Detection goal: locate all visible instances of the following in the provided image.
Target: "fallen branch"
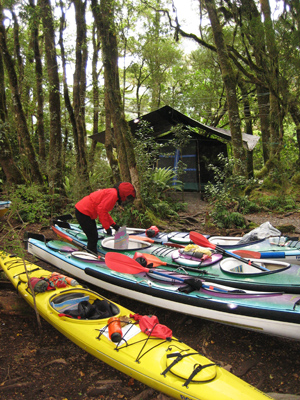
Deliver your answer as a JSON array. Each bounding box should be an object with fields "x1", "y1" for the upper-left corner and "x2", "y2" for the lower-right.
[
  {"x1": 0, "y1": 381, "x2": 33, "y2": 391},
  {"x1": 130, "y1": 388, "x2": 156, "y2": 400}
]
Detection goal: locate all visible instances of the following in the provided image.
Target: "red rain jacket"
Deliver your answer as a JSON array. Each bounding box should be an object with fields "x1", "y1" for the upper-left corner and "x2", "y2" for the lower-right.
[{"x1": 75, "y1": 188, "x2": 118, "y2": 230}]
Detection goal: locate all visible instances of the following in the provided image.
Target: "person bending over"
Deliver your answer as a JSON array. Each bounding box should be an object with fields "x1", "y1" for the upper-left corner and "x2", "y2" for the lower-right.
[{"x1": 75, "y1": 182, "x2": 136, "y2": 254}]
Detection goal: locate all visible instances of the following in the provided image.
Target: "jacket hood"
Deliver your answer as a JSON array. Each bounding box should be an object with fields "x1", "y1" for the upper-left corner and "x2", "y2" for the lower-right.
[{"x1": 118, "y1": 182, "x2": 136, "y2": 202}]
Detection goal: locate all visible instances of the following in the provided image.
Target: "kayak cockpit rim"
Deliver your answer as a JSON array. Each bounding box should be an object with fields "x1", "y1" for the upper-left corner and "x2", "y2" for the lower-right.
[
  {"x1": 101, "y1": 237, "x2": 152, "y2": 251},
  {"x1": 48, "y1": 288, "x2": 120, "y2": 320},
  {"x1": 220, "y1": 258, "x2": 291, "y2": 276}
]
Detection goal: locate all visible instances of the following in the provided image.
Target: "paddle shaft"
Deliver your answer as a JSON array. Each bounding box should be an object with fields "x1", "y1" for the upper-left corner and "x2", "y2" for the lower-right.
[
  {"x1": 214, "y1": 245, "x2": 268, "y2": 271},
  {"x1": 190, "y1": 232, "x2": 269, "y2": 272}
]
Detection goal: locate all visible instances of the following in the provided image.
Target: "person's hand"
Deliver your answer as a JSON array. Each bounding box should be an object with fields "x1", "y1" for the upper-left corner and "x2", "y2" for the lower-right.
[
  {"x1": 112, "y1": 223, "x2": 120, "y2": 232},
  {"x1": 106, "y1": 228, "x2": 112, "y2": 236}
]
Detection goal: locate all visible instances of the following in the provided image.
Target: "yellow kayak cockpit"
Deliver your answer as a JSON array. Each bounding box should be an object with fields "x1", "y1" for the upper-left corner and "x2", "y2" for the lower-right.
[{"x1": 49, "y1": 289, "x2": 120, "y2": 320}]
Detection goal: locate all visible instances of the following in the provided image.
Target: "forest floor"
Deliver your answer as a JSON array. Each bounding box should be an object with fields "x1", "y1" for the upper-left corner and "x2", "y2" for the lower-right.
[{"x1": 1, "y1": 194, "x2": 300, "y2": 400}]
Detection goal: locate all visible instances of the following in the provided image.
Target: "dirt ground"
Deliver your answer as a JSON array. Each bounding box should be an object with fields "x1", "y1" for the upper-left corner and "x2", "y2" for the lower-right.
[{"x1": 1, "y1": 195, "x2": 300, "y2": 400}]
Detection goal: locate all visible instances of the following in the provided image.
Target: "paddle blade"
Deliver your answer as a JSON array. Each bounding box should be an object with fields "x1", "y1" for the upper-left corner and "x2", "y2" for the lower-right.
[
  {"x1": 233, "y1": 250, "x2": 262, "y2": 259},
  {"x1": 105, "y1": 252, "x2": 149, "y2": 274},
  {"x1": 190, "y1": 232, "x2": 216, "y2": 250}
]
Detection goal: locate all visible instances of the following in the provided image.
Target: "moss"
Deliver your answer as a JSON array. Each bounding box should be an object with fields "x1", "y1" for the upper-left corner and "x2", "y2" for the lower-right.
[{"x1": 277, "y1": 224, "x2": 296, "y2": 233}]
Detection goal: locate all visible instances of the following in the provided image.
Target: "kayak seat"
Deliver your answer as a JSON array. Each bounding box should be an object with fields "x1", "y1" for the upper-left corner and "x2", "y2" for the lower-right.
[
  {"x1": 51, "y1": 293, "x2": 90, "y2": 313},
  {"x1": 230, "y1": 265, "x2": 243, "y2": 273},
  {"x1": 51, "y1": 293, "x2": 120, "y2": 320}
]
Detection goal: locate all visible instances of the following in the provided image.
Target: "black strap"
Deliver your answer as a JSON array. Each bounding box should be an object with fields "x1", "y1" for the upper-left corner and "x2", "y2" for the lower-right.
[
  {"x1": 14, "y1": 268, "x2": 40, "y2": 277},
  {"x1": 183, "y1": 363, "x2": 216, "y2": 387},
  {"x1": 293, "y1": 299, "x2": 300, "y2": 310},
  {"x1": 161, "y1": 352, "x2": 199, "y2": 376}
]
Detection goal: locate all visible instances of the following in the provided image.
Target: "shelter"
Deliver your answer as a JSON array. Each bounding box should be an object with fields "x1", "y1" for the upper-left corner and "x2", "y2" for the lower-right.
[{"x1": 90, "y1": 105, "x2": 259, "y2": 192}]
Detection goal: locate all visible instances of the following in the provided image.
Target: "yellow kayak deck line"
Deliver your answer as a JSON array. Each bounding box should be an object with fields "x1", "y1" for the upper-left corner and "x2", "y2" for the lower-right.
[{"x1": 0, "y1": 251, "x2": 274, "y2": 400}]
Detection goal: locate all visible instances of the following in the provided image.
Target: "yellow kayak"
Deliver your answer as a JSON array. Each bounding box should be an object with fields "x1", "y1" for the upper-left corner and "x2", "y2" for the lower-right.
[{"x1": 0, "y1": 251, "x2": 273, "y2": 400}]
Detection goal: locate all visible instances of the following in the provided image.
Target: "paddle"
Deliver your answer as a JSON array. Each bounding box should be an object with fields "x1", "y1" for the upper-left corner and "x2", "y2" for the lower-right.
[
  {"x1": 105, "y1": 252, "x2": 229, "y2": 293},
  {"x1": 189, "y1": 232, "x2": 269, "y2": 272},
  {"x1": 51, "y1": 225, "x2": 105, "y2": 260}
]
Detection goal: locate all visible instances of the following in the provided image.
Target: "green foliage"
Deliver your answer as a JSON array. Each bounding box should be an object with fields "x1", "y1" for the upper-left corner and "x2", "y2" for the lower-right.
[
  {"x1": 204, "y1": 155, "x2": 259, "y2": 228},
  {"x1": 63, "y1": 148, "x2": 113, "y2": 208},
  {"x1": 204, "y1": 154, "x2": 257, "y2": 205},
  {"x1": 211, "y1": 207, "x2": 247, "y2": 229},
  {"x1": 6, "y1": 184, "x2": 60, "y2": 224},
  {"x1": 111, "y1": 203, "x2": 151, "y2": 228},
  {"x1": 250, "y1": 194, "x2": 296, "y2": 213},
  {"x1": 152, "y1": 167, "x2": 183, "y2": 193},
  {"x1": 237, "y1": 196, "x2": 261, "y2": 214},
  {"x1": 204, "y1": 153, "x2": 299, "y2": 229},
  {"x1": 291, "y1": 172, "x2": 300, "y2": 185},
  {"x1": 132, "y1": 121, "x2": 185, "y2": 222}
]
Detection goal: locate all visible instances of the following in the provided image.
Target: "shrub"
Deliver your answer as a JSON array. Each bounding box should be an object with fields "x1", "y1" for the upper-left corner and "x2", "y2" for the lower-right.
[{"x1": 6, "y1": 184, "x2": 60, "y2": 224}]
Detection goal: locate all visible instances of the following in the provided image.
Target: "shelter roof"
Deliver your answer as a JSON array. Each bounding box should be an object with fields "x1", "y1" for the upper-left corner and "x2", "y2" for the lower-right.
[{"x1": 89, "y1": 105, "x2": 260, "y2": 151}]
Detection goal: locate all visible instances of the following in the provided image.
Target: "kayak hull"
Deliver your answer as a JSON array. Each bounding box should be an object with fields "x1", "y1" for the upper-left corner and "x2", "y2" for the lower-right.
[
  {"x1": 0, "y1": 251, "x2": 273, "y2": 400},
  {"x1": 27, "y1": 238, "x2": 300, "y2": 341},
  {"x1": 50, "y1": 224, "x2": 300, "y2": 294},
  {"x1": 0, "y1": 200, "x2": 11, "y2": 218}
]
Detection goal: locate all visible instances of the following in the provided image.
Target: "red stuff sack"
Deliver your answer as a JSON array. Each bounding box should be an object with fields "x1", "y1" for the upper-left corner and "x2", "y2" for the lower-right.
[
  {"x1": 29, "y1": 277, "x2": 55, "y2": 293},
  {"x1": 131, "y1": 314, "x2": 172, "y2": 339}
]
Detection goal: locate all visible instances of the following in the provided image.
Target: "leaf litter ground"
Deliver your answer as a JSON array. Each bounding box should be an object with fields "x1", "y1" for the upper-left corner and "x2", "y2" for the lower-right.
[{"x1": 1, "y1": 196, "x2": 300, "y2": 400}]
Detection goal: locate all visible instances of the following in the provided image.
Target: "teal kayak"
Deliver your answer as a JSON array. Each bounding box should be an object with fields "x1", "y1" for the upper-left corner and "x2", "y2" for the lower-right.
[
  {"x1": 208, "y1": 235, "x2": 300, "y2": 264},
  {"x1": 26, "y1": 233, "x2": 300, "y2": 341},
  {"x1": 49, "y1": 225, "x2": 300, "y2": 294}
]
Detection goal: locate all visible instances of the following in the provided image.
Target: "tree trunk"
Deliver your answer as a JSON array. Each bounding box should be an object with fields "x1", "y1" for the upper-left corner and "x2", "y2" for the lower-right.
[
  {"x1": 238, "y1": 79, "x2": 254, "y2": 178},
  {"x1": 224, "y1": 0, "x2": 273, "y2": 165},
  {"x1": 92, "y1": 0, "x2": 141, "y2": 198},
  {"x1": 240, "y1": 0, "x2": 271, "y2": 165},
  {"x1": 29, "y1": 0, "x2": 46, "y2": 162},
  {"x1": 73, "y1": 0, "x2": 89, "y2": 182},
  {"x1": 104, "y1": 90, "x2": 121, "y2": 182},
  {"x1": 73, "y1": 0, "x2": 89, "y2": 179},
  {"x1": 256, "y1": 84, "x2": 270, "y2": 163},
  {"x1": 289, "y1": 101, "x2": 300, "y2": 170},
  {"x1": 39, "y1": 0, "x2": 65, "y2": 197},
  {"x1": 259, "y1": 0, "x2": 282, "y2": 164},
  {"x1": 89, "y1": 22, "x2": 100, "y2": 170},
  {"x1": 204, "y1": 0, "x2": 246, "y2": 176},
  {"x1": 59, "y1": 0, "x2": 78, "y2": 167},
  {"x1": 0, "y1": 48, "x2": 24, "y2": 184},
  {"x1": 0, "y1": 5, "x2": 43, "y2": 185}
]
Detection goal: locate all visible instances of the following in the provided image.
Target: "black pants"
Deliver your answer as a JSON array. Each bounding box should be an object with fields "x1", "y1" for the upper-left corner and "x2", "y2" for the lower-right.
[{"x1": 75, "y1": 208, "x2": 98, "y2": 254}]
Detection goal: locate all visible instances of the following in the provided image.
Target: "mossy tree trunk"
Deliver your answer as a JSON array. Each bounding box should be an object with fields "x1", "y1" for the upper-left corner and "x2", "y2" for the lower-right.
[
  {"x1": 92, "y1": 0, "x2": 141, "y2": 199},
  {"x1": 204, "y1": 0, "x2": 246, "y2": 176},
  {"x1": 0, "y1": 5, "x2": 43, "y2": 185},
  {"x1": 0, "y1": 45, "x2": 24, "y2": 184},
  {"x1": 39, "y1": 0, "x2": 65, "y2": 197}
]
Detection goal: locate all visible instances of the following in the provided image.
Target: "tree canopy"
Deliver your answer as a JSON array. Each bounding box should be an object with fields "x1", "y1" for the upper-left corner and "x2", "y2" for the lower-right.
[{"x1": 0, "y1": 0, "x2": 299, "y2": 214}]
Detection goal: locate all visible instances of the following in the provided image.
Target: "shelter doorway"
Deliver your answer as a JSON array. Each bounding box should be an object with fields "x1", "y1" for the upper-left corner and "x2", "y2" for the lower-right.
[{"x1": 157, "y1": 137, "x2": 227, "y2": 192}]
